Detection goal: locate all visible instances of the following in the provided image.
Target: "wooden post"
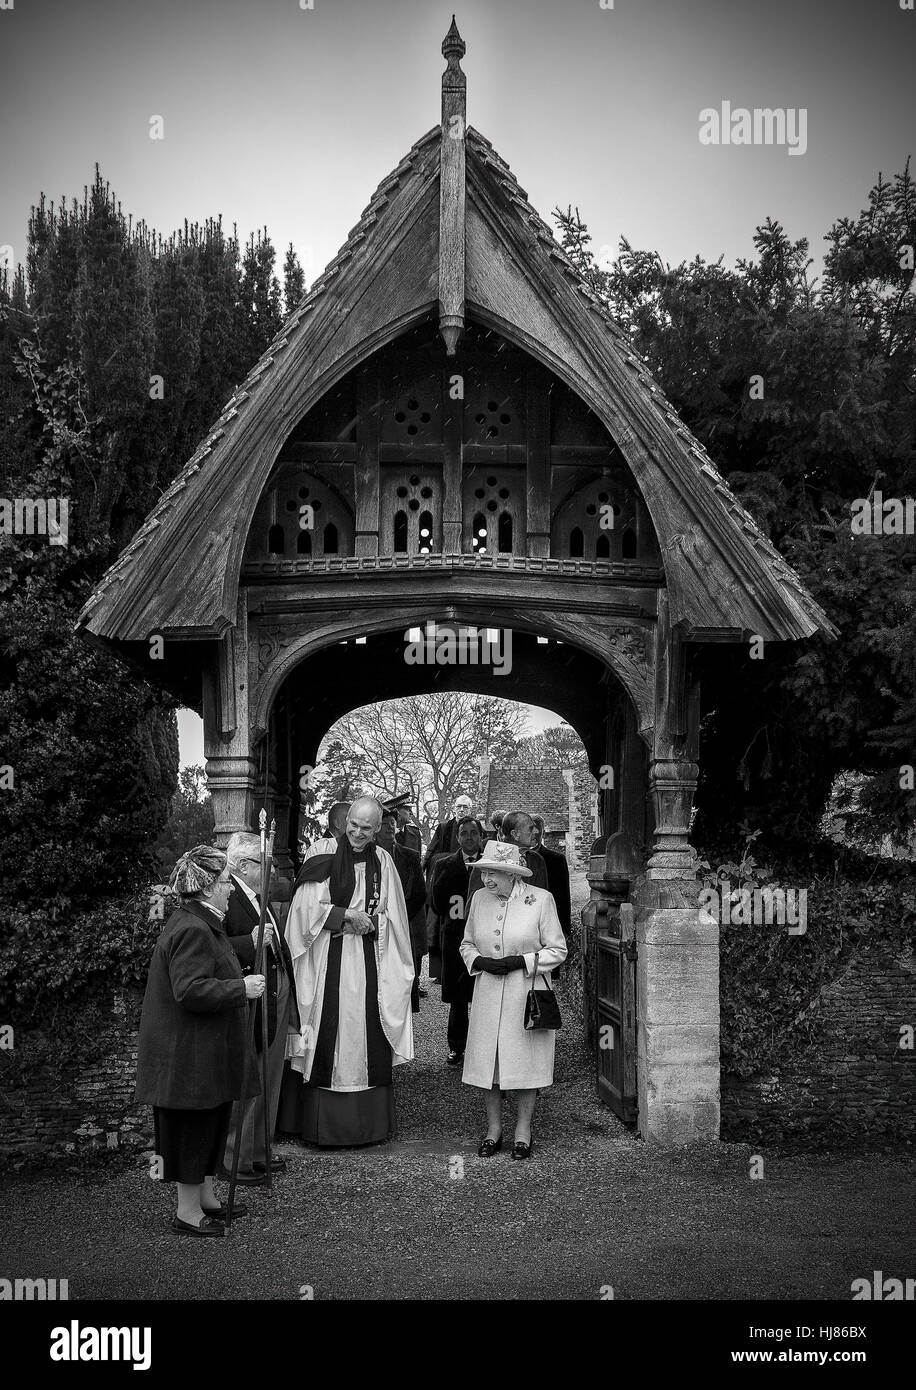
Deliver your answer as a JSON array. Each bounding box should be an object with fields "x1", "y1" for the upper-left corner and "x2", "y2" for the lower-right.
[
  {"x1": 203, "y1": 595, "x2": 257, "y2": 845},
  {"x1": 441, "y1": 367, "x2": 463, "y2": 555},
  {"x1": 438, "y1": 18, "x2": 466, "y2": 357},
  {"x1": 355, "y1": 367, "x2": 380, "y2": 557},
  {"x1": 634, "y1": 591, "x2": 718, "y2": 1144},
  {"x1": 525, "y1": 364, "x2": 551, "y2": 558}
]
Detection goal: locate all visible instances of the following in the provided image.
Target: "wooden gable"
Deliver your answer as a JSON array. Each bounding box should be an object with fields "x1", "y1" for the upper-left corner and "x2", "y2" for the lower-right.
[{"x1": 79, "y1": 28, "x2": 834, "y2": 649}]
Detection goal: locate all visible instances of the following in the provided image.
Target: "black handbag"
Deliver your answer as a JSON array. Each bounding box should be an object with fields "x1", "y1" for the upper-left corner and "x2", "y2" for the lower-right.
[{"x1": 523, "y1": 951, "x2": 563, "y2": 1031}]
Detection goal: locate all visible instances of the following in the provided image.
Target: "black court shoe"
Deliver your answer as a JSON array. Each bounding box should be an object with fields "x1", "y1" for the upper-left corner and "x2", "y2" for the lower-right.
[
  {"x1": 201, "y1": 1203, "x2": 248, "y2": 1220},
  {"x1": 218, "y1": 1167, "x2": 266, "y2": 1185},
  {"x1": 477, "y1": 1134, "x2": 503, "y2": 1157},
  {"x1": 171, "y1": 1216, "x2": 225, "y2": 1237},
  {"x1": 253, "y1": 1157, "x2": 286, "y2": 1174},
  {"x1": 446, "y1": 1050, "x2": 463, "y2": 1066},
  {"x1": 511, "y1": 1137, "x2": 534, "y2": 1160}
]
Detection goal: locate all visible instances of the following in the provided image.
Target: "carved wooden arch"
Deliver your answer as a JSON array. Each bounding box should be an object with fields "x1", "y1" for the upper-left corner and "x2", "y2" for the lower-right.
[
  {"x1": 247, "y1": 467, "x2": 356, "y2": 561},
  {"x1": 249, "y1": 603, "x2": 654, "y2": 744},
  {"x1": 220, "y1": 304, "x2": 438, "y2": 617},
  {"x1": 230, "y1": 307, "x2": 685, "y2": 634}
]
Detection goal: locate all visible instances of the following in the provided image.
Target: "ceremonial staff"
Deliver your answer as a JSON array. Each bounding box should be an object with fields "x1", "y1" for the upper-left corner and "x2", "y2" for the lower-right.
[{"x1": 225, "y1": 808, "x2": 276, "y2": 1229}]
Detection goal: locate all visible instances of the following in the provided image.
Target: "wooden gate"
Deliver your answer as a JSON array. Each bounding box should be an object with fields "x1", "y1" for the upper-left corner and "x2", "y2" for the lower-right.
[{"x1": 583, "y1": 884, "x2": 637, "y2": 1124}]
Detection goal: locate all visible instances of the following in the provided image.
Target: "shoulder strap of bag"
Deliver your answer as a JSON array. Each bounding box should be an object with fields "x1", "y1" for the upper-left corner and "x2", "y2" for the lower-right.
[{"x1": 530, "y1": 949, "x2": 553, "y2": 992}]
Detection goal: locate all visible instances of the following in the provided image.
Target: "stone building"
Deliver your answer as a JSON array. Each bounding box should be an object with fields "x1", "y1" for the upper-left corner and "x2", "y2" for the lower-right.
[{"x1": 476, "y1": 756, "x2": 597, "y2": 867}]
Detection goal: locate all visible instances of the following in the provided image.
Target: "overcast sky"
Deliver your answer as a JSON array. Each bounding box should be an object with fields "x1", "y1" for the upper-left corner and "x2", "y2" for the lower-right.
[
  {"x1": 3, "y1": 0, "x2": 913, "y2": 765},
  {"x1": 3, "y1": 0, "x2": 913, "y2": 287}
]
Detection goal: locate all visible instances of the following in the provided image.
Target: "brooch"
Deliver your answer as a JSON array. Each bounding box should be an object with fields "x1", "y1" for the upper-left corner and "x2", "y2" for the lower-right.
[{"x1": 524, "y1": 893, "x2": 535, "y2": 905}]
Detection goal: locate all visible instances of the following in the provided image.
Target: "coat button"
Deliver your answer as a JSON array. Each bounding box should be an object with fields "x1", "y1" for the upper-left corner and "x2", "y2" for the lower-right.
[{"x1": 494, "y1": 930, "x2": 501, "y2": 936}]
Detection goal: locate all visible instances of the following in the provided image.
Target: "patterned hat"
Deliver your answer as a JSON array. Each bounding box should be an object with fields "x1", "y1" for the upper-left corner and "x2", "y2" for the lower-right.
[
  {"x1": 475, "y1": 840, "x2": 532, "y2": 878},
  {"x1": 168, "y1": 844, "x2": 227, "y2": 897}
]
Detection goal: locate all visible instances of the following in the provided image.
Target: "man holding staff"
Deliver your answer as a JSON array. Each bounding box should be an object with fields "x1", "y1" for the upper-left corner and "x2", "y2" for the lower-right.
[{"x1": 223, "y1": 831, "x2": 299, "y2": 1184}]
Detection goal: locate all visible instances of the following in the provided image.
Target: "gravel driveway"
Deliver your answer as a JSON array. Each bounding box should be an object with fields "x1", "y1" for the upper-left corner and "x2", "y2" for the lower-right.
[{"x1": 1, "y1": 950, "x2": 913, "y2": 1301}]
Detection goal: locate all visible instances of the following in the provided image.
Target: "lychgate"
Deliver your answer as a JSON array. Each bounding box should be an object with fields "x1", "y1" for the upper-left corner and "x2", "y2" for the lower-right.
[{"x1": 79, "y1": 21, "x2": 833, "y2": 1145}]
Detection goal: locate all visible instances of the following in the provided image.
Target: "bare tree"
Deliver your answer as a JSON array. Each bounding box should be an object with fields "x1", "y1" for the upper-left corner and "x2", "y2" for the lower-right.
[
  {"x1": 320, "y1": 692, "x2": 529, "y2": 846},
  {"x1": 507, "y1": 724, "x2": 588, "y2": 770}
]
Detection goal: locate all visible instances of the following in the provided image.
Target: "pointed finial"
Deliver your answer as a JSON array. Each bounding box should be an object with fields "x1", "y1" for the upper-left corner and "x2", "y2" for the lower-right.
[
  {"x1": 442, "y1": 15, "x2": 465, "y2": 61},
  {"x1": 439, "y1": 16, "x2": 466, "y2": 357},
  {"x1": 442, "y1": 16, "x2": 466, "y2": 126}
]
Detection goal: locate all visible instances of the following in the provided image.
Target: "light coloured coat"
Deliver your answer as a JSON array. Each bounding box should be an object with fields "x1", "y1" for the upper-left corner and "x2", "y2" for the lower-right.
[{"x1": 459, "y1": 879, "x2": 567, "y2": 1090}]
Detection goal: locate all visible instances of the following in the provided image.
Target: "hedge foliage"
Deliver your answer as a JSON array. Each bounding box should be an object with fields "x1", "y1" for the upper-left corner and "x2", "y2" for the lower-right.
[{"x1": 703, "y1": 835, "x2": 916, "y2": 1077}]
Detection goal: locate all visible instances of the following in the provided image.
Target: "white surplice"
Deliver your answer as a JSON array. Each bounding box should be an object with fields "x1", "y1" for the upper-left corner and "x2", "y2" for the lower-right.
[{"x1": 285, "y1": 838, "x2": 414, "y2": 1089}]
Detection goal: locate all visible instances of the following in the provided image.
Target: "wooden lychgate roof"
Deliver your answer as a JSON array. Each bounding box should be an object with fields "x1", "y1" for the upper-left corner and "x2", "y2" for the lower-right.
[{"x1": 79, "y1": 20, "x2": 834, "y2": 648}]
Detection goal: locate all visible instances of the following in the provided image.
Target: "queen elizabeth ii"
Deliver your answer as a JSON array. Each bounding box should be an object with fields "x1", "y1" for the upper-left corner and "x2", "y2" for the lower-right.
[{"x1": 459, "y1": 840, "x2": 567, "y2": 1160}]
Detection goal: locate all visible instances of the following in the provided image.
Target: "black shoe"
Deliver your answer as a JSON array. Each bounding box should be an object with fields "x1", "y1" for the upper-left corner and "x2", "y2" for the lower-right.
[
  {"x1": 253, "y1": 1157, "x2": 286, "y2": 1174},
  {"x1": 202, "y1": 1203, "x2": 248, "y2": 1220},
  {"x1": 171, "y1": 1216, "x2": 225, "y2": 1237},
  {"x1": 477, "y1": 1134, "x2": 503, "y2": 1157},
  {"x1": 511, "y1": 1137, "x2": 534, "y2": 1160},
  {"x1": 218, "y1": 1168, "x2": 266, "y2": 1186},
  {"x1": 446, "y1": 1050, "x2": 464, "y2": 1066}
]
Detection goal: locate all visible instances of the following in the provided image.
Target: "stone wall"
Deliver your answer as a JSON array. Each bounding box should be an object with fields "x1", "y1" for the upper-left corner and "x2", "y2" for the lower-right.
[
  {"x1": 721, "y1": 945, "x2": 916, "y2": 1146},
  {"x1": 4, "y1": 948, "x2": 912, "y2": 1157},
  {"x1": 0, "y1": 992, "x2": 152, "y2": 1160},
  {"x1": 563, "y1": 767, "x2": 598, "y2": 867}
]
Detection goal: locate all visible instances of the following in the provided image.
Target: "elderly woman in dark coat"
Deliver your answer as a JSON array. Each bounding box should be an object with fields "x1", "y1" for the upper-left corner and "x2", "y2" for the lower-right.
[{"x1": 135, "y1": 845, "x2": 265, "y2": 1237}]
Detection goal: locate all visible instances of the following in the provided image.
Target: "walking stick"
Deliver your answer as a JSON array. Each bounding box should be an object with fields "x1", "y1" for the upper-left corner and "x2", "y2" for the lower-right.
[
  {"x1": 226, "y1": 810, "x2": 276, "y2": 1228},
  {"x1": 259, "y1": 816, "x2": 276, "y2": 1195}
]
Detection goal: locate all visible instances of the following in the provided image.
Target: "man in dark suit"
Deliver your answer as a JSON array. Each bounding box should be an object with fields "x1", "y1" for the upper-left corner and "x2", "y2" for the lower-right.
[
  {"x1": 430, "y1": 817, "x2": 483, "y2": 1064},
  {"x1": 222, "y1": 832, "x2": 299, "y2": 1185},
  {"x1": 531, "y1": 814, "x2": 572, "y2": 976},
  {"x1": 498, "y1": 810, "x2": 549, "y2": 889},
  {"x1": 395, "y1": 806, "x2": 422, "y2": 855},
  {"x1": 423, "y1": 794, "x2": 474, "y2": 981},
  {"x1": 463, "y1": 810, "x2": 549, "y2": 927},
  {"x1": 423, "y1": 793, "x2": 474, "y2": 872},
  {"x1": 377, "y1": 811, "x2": 427, "y2": 1010}
]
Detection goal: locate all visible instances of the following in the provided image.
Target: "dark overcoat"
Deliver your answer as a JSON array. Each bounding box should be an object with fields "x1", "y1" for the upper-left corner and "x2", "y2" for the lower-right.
[
  {"x1": 539, "y1": 845, "x2": 572, "y2": 937},
  {"x1": 423, "y1": 818, "x2": 458, "y2": 875},
  {"x1": 224, "y1": 876, "x2": 299, "y2": 1051},
  {"x1": 431, "y1": 849, "x2": 481, "y2": 1004},
  {"x1": 391, "y1": 843, "x2": 427, "y2": 958},
  {"x1": 135, "y1": 899, "x2": 259, "y2": 1109}
]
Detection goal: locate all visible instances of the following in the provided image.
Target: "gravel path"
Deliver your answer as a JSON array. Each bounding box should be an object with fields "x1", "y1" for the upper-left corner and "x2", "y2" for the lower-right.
[{"x1": 2, "y1": 941, "x2": 913, "y2": 1300}]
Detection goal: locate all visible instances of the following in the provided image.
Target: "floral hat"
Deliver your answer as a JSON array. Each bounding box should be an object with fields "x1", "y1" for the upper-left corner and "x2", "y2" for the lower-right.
[{"x1": 475, "y1": 840, "x2": 532, "y2": 878}]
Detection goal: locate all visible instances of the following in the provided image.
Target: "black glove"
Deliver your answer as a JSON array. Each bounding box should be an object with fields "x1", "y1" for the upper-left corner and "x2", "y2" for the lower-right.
[
  {"x1": 473, "y1": 956, "x2": 505, "y2": 975},
  {"x1": 501, "y1": 954, "x2": 527, "y2": 972}
]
